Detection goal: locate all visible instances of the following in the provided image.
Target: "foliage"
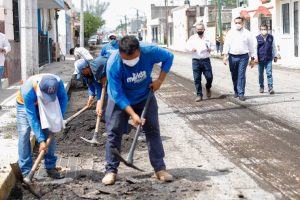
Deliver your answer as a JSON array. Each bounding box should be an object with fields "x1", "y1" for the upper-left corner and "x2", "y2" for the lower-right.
[
  {"x1": 85, "y1": 0, "x2": 110, "y2": 17},
  {"x1": 83, "y1": 12, "x2": 105, "y2": 38}
]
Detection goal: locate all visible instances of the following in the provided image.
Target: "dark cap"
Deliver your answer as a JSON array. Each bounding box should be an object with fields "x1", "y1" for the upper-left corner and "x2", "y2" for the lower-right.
[{"x1": 39, "y1": 75, "x2": 59, "y2": 102}]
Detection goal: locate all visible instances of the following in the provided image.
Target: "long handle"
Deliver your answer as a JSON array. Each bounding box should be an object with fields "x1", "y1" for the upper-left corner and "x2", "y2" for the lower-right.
[
  {"x1": 32, "y1": 134, "x2": 53, "y2": 172},
  {"x1": 91, "y1": 86, "x2": 106, "y2": 139},
  {"x1": 65, "y1": 101, "x2": 95, "y2": 124},
  {"x1": 25, "y1": 134, "x2": 53, "y2": 182},
  {"x1": 126, "y1": 92, "x2": 153, "y2": 164}
]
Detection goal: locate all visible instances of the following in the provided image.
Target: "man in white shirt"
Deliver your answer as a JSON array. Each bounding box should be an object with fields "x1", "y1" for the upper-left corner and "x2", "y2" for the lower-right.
[
  {"x1": 0, "y1": 32, "x2": 11, "y2": 89},
  {"x1": 223, "y1": 17, "x2": 256, "y2": 101},
  {"x1": 186, "y1": 23, "x2": 213, "y2": 102}
]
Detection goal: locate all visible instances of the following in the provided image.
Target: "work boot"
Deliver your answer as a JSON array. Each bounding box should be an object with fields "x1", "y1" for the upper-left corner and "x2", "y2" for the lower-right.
[
  {"x1": 206, "y1": 88, "x2": 211, "y2": 98},
  {"x1": 259, "y1": 88, "x2": 264, "y2": 93},
  {"x1": 46, "y1": 168, "x2": 65, "y2": 179},
  {"x1": 153, "y1": 170, "x2": 173, "y2": 182},
  {"x1": 269, "y1": 88, "x2": 275, "y2": 94},
  {"x1": 102, "y1": 172, "x2": 117, "y2": 185},
  {"x1": 195, "y1": 96, "x2": 203, "y2": 102}
]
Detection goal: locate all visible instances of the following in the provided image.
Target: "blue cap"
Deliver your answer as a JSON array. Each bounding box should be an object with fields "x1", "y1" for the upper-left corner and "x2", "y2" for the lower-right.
[
  {"x1": 39, "y1": 75, "x2": 59, "y2": 102},
  {"x1": 74, "y1": 59, "x2": 89, "y2": 79}
]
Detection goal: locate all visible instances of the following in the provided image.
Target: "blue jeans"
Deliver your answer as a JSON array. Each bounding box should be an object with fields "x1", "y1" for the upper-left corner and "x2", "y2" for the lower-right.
[
  {"x1": 258, "y1": 61, "x2": 273, "y2": 89},
  {"x1": 192, "y1": 58, "x2": 213, "y2": 97},
  {"x1": 0, "y1": 66, "x2": 4, "y2": 88},
  {"x1": 16, "y1": 102, "x2": 57, "y2": 176},
  {"x1": 228, "y1": 54, "x2": 249, "y2": 96},
  {"x1": 105, "y1": 95, "x2": 166, "y2": 173}
]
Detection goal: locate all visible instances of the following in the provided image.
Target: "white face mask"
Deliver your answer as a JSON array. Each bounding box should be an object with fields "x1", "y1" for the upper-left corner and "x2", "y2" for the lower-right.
[
  {"x1": 122, "y1": 57, "x2": 140, "y2": 67},
  {"x1": 235, "y1": 24, "x2": 242, "y2": 30},
  {"x1": 261, "y1": 30, "x2": 268, "y2": 36}
]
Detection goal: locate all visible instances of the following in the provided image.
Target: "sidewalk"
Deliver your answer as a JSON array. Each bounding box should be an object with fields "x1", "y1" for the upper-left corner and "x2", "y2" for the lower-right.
[
  {"x1": 170, "y1": 50, "x2": 300, "y2": 131},
  {"x1": 0, "y1": 57, "x2": 75, "y2": 200}
]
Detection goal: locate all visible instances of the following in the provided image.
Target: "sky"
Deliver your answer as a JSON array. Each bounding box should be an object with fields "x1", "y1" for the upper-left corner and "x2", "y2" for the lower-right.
[{"x1": 72, "y1": 0, "x2": 201, "y2": 31}]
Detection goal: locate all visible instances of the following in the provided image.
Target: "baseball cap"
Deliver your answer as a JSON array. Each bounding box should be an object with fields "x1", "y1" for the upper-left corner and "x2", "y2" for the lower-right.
[
  {"x1": 74, "y1": 59, "x2": 89, "y2": 79},
  {"x1": 39, "y1": 75, "x2": 59, "y2": 102}
]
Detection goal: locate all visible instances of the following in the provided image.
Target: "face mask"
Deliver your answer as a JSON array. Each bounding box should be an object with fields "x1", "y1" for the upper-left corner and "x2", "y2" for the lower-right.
[
  {"x1": 235, "y1": 24, "x2": 242, "y2": 30},
  {"x1": 197, "y1": 31, "x2": 204, "y2": 36},
  {"x1": 123, "y1": 57, "x2": 140, "y2": 67},
  {"x1": 110, "y1": 39, "x2": 116, "y2": 45},
  {"x1": 261, "y1": 30, "x2": 268, "y2": 36}
]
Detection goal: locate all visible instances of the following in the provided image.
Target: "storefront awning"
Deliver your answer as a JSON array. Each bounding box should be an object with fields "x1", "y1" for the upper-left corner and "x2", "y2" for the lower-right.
[
  {"x1": 38, "y1": 0, "x2": 64, "y2": 9},
  {"x1": 254, "y1": 6, "x2": 272, "y2": 17},
  {"x1": 240, "y1": 10, "x2": 250, "y2": 20}
]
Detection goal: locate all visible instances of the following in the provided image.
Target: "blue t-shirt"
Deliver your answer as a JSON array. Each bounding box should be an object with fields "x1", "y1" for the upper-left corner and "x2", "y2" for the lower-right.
[
  {"x1": 107, "y1": 44, "x2": 174, "y2": 110},
  {"x1": 100, "y1": 42, "x2": 119, "y2": 58}
]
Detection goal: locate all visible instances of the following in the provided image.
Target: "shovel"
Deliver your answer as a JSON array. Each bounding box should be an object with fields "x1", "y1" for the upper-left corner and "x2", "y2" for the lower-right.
[
  {"x1": 64, "y1": 100, "x2": 96, "y2": 125},
  {"x1": 10, "y1": 133, "x2": 54, "y2": 198},
  {"x1": 80, "y1": 86, "x2": 106, "y2": 145},
  {"x1": 111, "y1": 91, "x2": 152, "y2": 172}
]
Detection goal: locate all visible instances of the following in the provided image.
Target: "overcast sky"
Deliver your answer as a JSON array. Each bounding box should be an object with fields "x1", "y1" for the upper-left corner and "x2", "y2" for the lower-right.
[{"x1": 72, "y1": 0, "x2": 202, "y2": 31}]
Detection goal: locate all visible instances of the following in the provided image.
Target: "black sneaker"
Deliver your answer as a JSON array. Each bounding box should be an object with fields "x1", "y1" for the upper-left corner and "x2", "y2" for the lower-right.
[
  {"x1": 47, "y1": 169, "x2": 65, "y2": 179},
  {"x1": 259, "y1": 88, "x2": 264, "y2": 93},
  {"x1": 239, "y1": 96, "x2": 246, "y2": 101}
]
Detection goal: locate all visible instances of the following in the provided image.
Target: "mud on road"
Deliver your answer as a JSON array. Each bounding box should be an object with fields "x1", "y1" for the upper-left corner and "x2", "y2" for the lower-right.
[{"x1": 8, "y1": 84, "x2": 203, "y2": 200}]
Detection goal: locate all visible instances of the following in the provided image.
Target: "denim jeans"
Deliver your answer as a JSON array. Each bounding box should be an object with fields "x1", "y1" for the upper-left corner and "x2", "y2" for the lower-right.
[
  {"x1": 258, "y1": 61, "x2": 273, "y2": 89},
  {"x1": 16, "y1": 102, "x2": 57, "y2": 176},
  {"x1": 0, "y1": 66, "x2": 4, "y2": 88},
  {"x1": 228, "y1": 54, "x2": 249, "y2": 96},
  {"x1": 192, "y1": 58, "x2": 213, "y2": 97},
  {"x1": 105, "y1": 95, "x2": 166, "y2": 173}
]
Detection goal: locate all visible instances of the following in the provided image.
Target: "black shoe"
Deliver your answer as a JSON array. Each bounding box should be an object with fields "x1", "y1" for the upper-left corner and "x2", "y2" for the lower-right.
[
  {"x1": 269, "y1": 88, "x2": 275, "y2": 94},
  {"x1": 259, "y1": 88, "x2": 264, "y2": 93},
  {"x1": 195, "y1": 96, "x2": 203, "y2": 102},
  {"x1": 47, "y1": 169, "x2": 65, "y2": 179},
  {"x1": 239, "y1": 96, "x2": 246, "y2": 101},
  {"x1": 234, "y1": 93, "x2": 238, "y2": 98},
  {"x1": 206, "y1": 88, "x2": 211, "y2": 98}
]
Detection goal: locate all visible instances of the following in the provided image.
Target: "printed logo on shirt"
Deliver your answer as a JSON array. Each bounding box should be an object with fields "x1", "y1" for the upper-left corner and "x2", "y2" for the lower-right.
[{"x1": 127, "y1": 71, "x2": 147, "y2": 84}]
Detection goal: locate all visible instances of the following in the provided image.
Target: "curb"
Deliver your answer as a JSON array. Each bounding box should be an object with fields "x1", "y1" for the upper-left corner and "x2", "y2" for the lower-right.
[{"x1": 0, "y1": 81, "x2": 71, "y2": 200}]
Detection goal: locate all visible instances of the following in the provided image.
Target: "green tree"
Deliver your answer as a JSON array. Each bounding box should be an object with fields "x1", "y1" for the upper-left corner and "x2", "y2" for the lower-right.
[
  {"x1": 85, "y1": 0, "x2": 110, "y2": 17},
  {"x1": 83, "y1": 12, "x2": 105, "y2": 38}
]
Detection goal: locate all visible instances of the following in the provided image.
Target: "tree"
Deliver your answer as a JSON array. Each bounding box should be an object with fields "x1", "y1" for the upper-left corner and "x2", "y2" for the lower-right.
[
  {"x1": 85, "y1": 0, "x2": 110, "y2": 17},
  {"x1": 83, "y1": 12, "x2": 105, "y2": 38}
]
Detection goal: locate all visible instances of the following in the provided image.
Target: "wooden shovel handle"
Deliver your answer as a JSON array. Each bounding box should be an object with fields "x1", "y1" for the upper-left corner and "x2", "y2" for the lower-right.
[
  {"x1": 31, "y1": 134, "x2": 53, "y2": 172},
  {"x1": 65, "y1": 101, "x2": 95, "y2": 124}
]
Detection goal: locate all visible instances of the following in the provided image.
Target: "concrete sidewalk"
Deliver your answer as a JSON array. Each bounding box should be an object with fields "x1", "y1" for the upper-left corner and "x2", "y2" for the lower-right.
[
  {"x1": 171, "y1": 51, "x2": 300, "y2": 131},
  {"x1": 0, "y1": 57, "x2": 75, "y2": 199}
]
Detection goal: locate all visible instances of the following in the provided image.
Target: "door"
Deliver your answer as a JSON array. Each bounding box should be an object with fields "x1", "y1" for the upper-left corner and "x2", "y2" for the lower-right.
[{"x1": 294, "y1": 1, "x2": 299, "y2": 57}]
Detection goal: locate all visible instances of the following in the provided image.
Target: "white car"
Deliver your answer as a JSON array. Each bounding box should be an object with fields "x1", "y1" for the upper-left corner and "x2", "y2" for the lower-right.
[{"x1": 88, "y1": 35, "x2": 99, "y2": 47}]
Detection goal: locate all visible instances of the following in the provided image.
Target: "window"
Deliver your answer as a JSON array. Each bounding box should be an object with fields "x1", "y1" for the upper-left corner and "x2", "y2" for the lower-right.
[
  {"x1": 282, "y1": 3, "x2": 290, "y2": 34},
  {"x1": 13, "y1": 0, "x2": 20, "y2": 42}
]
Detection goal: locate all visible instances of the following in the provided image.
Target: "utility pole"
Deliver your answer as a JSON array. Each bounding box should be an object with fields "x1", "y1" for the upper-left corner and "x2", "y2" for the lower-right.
[
  {"x1": 124, "y1": 15, "x2": 128, "y2": 35},
  {"x1": 217, "y1": 0, "x2": 223, "y2": 50},
  {"x1": 136, "y1": 10, "x2": 139, "y2": 33},
  {"x1": 19, "y1": 0, "x2": 39, "y2": 79},
  {"x1": 80, "y1": 0, "x2": 84, "y2": 47},
  {"x1": 164, "y1": 0, "x2": 168, "y2": 46}
]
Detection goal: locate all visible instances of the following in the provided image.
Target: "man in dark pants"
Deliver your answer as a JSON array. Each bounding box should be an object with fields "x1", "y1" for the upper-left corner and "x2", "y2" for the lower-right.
[
  {"x1": 223, "y1": 17, "x2": 256, "y2": 101},
  {"x1": 255, "y1": 24, "x2": 278, "y2": 94},
  {"x1": 103, "y1": 35, "x2": 174, "y2": 185},
  {"x1": 186, "y1": 23, "x2": 213, "y2": 102}
]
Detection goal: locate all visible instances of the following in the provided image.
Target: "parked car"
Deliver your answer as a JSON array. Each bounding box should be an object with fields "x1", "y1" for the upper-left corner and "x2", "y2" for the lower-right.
[{"x1": 88, "y1": 35, "x2": 98, "y2": 48}]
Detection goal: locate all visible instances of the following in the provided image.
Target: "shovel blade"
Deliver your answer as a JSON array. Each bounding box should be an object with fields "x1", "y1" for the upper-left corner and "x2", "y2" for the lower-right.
[
  {"x1": 80, "y1": 136, "x2": 100, "y2": 145},
  {"x1": 10, "y1": 163, "x2": 23, "y2": 182},
  {"x1": 111, "y1": 148, "x2": 144, "y2": 172}
]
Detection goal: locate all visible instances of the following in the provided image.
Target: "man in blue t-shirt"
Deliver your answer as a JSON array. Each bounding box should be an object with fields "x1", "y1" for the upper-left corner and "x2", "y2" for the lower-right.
[
  {"x1": 102, "y1": 35, "x2": 174, "y2": 185},
  {"x1": 100, "y1": 34, "x2": 119, "y2": 58}
]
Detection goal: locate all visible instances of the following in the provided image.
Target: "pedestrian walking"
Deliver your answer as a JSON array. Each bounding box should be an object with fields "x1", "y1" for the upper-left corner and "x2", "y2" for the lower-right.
[
  {"x1": 223, "y1": 17, "x2": 256, "y2": 101},
  {"x1": 0, "y1": 32, "x2": 11, "y2": 89},
  {"x1": 16, "y1": 74, "x2": 68, "y2": 180},
  {"x1": 255, "y1": 24, "x2": 278, "y2": 94},
  {"x1": 216, "y1": 34, "x2": 221, "y2": 55},
  {"x1": 102, "y1": 35, "x2": 174, "y2": 185},
  {"x1": 186, "y1": 23, "x2": 213, "y2": 102},
  {"x1": 100, "y1": 33, "x2": 119, "y2": 58}
]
